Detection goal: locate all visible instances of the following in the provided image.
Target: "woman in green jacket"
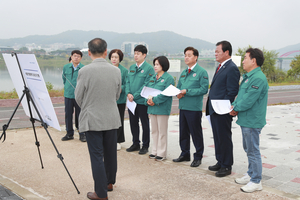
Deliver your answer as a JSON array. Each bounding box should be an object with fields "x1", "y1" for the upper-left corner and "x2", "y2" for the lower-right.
[
  {"x1": 146, "y1": 56, "x2": 175, "y2": 161},
  {"x1": 109, "y1": 49, "x2": 128, "y2": 150}
]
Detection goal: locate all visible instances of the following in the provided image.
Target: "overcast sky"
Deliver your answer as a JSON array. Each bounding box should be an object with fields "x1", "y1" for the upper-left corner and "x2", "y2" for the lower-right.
[{"x1": 1, "y1": 0, "x2": 299, "y2": 50}]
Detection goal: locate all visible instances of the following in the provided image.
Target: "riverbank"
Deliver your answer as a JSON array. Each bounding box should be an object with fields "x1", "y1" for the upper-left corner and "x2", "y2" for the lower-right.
[{"x1": 1, "y1": 85, "x2": 299, "y2": 108}]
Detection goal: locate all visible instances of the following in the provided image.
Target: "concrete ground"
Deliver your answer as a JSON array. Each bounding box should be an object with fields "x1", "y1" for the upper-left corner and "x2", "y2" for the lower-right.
[{"x1": 0, "y1": 103, "x2": 300, "y2": 199}]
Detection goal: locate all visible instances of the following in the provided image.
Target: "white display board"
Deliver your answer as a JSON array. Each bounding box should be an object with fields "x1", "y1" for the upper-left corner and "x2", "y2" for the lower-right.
[
  {"x1": 3, "y1": 53, "x2": 61, "y2": 131},
  {"x1": 168, "y1": 59, "x2": 181, "y2": 72}
]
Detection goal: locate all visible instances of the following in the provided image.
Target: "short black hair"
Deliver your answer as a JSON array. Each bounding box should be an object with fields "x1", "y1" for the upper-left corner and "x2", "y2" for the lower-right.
[
  {"x1": 134, "y1": 45, "x2": 147, "y2": 54},
  {"x1": 71, "y1": 50, "x2": 83, "y2": 57},
  {"x1": 153, "y1": 56, "x2": 170, "y2": 72},
  {"x1": 184, "y1": 47, "x2": 199, "y2": 57},
  {"x1": 246, "y1": 48, "x2": 265, "y2": 67},
  {"x1": 108, "y1": 49, "x2": 124, "y2": 62},
  {"x1": 216, "y1": 41, "x2": 232, "y2": 56},
  {"x1": 68, "y1": 56, "x2": 72, "y2": 62},
  {"x1": 88, "y1": 38, "x2": 107, "y2": 55}
]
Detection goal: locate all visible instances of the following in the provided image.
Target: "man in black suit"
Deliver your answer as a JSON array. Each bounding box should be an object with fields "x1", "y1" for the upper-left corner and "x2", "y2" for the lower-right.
[{"x1": 206, "y1": 41, "x2": 240, "y2": 177}]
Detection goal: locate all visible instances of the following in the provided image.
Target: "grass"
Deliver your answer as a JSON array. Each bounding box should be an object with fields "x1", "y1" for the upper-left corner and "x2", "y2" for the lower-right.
[
  {"x1": 268, "y1": 80, "x2": 300, "y2": 86},
  {"x1": 0, "y1": 89, "x2": 64, "y2": 99}
]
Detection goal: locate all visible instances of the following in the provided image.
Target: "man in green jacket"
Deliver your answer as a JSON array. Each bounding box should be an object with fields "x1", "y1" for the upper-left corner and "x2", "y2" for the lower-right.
[
  {"x1": 125, "y1": 45, "x2": 155, "y2": 154},
  {"x1": 173, "y1": 47, "x2": 209, "y2": 168},
  {"x1": 230, "y1": 48, "x2": 269, "y2": 193},
  {"x1": 62, "y1": 50, "x2": 85, "y2": 142}
]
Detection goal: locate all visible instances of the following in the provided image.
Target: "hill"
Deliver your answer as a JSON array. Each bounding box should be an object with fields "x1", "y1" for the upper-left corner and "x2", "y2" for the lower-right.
[{"x1": 0, "y1": 30, "x2": 215, "y2": 54}]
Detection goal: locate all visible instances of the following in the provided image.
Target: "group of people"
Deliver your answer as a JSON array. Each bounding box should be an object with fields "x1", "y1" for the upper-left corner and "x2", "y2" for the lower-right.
[{"x1": 61, "y1": 38, "x2": 269, "y2": 199}]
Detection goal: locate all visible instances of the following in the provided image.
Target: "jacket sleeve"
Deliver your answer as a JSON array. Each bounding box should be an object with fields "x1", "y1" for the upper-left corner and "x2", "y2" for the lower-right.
[
  {"x1": 224, "y1": 66, "x2": 240, "y2": 102},
  {"x1": 125, "y1": 69, "x2": 131, "y2": 95},
  {"x1": 121, "y1": 69, "x2": 128, "y2": 94},
  {"x1": 62, "y1": 67, "x2": 66, "y2": 85},
  {"x1": 75, "y1": 71, "x2": 85, "y2": 107},
  {"x1": 152, "y1": 76, "x2": 175, "y2": 105},
  {"x1": 185, "y1": 70, "x2": 209, "y2": 96},
  {"x1": 116, "y1": 70, "x2": 122, "y2": 101}
]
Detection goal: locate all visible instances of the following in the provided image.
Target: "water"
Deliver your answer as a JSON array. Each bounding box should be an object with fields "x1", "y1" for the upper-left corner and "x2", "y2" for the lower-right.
[
  {"x1": 0, "y1": 62, "x2": 218, "y2": 92},
  {"x1": 0, "y1": 66, "x2": 64, "y2": 92}
]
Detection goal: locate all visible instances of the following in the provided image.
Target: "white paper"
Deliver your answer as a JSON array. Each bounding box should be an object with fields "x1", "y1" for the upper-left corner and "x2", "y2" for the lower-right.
[
  {"x1": 160, "y1": 84, "x2": 181, "y2": 96},
  {"x1": 3, "y1": 53, "x2": 61, "y2": 131},
  {"x1": 126, "y1": 98, "x2": 137, "y2": 115},
  {"x1": 211, "y1": 100, "x2": 233, "y2": 115},
  {"x1": 206, "y1": 115, "x2": 212, "y2": 128},
  {"x1": 140, "y1": 86, "x2": 162, "y2": 99}
]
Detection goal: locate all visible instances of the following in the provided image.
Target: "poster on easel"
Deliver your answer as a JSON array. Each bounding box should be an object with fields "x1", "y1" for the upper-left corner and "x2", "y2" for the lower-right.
[{"x1": 3, "y1": 53, "x2": 61, "y2": 131}]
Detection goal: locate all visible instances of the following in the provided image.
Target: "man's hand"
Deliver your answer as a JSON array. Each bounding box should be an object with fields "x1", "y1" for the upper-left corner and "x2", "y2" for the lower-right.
[
  {"x1": 177, "y1": 93, "x2": 184, "y2": 99},
  {"x1": 229, "y1": 106, "x2": 238, "y2": 116},
  {"x1": 127, "y1": 94, "x2": 134, "y2": 102},
  {"x1": 177, "y1": 89, "x2": 186, "y2": 99},
  {"x1": 181, "y1": 89, "x2": 187, "y2": 95}
]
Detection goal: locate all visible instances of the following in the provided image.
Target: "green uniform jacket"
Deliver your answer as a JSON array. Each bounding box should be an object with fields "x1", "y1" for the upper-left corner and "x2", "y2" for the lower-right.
[
  {"x1": 125, "y1": 61, "x2": 155, "y2": 105},
  {"x1": 177, "y1": 63, "x2": 209, "y2": 111},
  {"x1": 232, "y1": 67, "x2": 269, "y2": 128},
  {"x1": 117, "y1": 64, "x2": 128, "y2": 104},
  {"x1": 145, "y1": 72, "x2": 175, "y2": 115},
  {"x1": 62, "y1": 63, "x2": 84, "y2": 99}
]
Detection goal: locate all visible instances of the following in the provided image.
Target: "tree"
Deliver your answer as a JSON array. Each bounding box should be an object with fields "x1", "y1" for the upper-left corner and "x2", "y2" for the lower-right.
[
  {"x1": 287, "y1": 55, "x2": 300, "y2": 79},
  {"x1": 235, "y1": 46, "x2": 283, "y2": 82}
]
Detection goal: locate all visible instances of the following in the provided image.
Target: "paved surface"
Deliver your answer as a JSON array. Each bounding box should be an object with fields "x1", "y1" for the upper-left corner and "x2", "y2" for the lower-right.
[
  {"x1": 0, "y1": 103, "x2": 300, "y2": 199},
  {"x1": 0, "y1": 85, "x2": 300, "y2": 199}
]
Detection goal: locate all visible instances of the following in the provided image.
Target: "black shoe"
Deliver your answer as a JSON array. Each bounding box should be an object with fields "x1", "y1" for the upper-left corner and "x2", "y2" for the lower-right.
[
  {"x1": 126, "y1": 144, "x2": 140, "y2": 152},
  {"x1": 79, "y1": 134, "x2": 86, "y2": 142},
  {"x1": 190, "y1": 159, "x2": 201, "y2": 167},
  {"x1": 208, "y1": 163, "x2": 221, "y2": 171},
  {"x1": 155, "y1": 156, "x2": 165, "y2": 161},
  {"x1": 149, "y1": 154, "x2": 156, "y2": 159},
  {"x1": 61, "y1": 134, "x2": 74, "y2": 141},
  {"x1": 215, "y1": 167, "x2": 231, "y2": 177},
  {"x1": 172, "y1": 155, "x2": 190, "y2": 162},
  {"x1": 139, "y1": 146, "x2": 148, "y2": 154}
]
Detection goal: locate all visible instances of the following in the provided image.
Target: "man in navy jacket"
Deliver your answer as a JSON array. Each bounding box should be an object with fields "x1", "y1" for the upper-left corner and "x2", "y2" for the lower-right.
[{"x1": 206, "y1": 41, "x2": 240, "y2": 177}]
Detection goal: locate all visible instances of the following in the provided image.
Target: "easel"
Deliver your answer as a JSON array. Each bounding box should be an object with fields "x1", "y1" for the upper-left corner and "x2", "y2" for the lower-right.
[{"x1": 0, "y1": 52, "x2": 80, "y2": 194}]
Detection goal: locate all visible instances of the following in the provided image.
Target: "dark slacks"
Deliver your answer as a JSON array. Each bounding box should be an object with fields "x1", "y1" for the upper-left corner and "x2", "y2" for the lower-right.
[
  {"x1": 117, "y1": 103, "x2": 126, "y2": 143},
  {"x1": 128, "y1": 104, "x2": 150, "y2": 147},
  {"x1": 64, "y1": 97, "x2": 81, "y2": 136},
  {"x1": 179, "y1": 110, "x2": 204, "y2": 160},
  {"x1": 210, "y1": 112, "x2": 233, "y2": 169},
  {"x1": 86, "y1": 130, "x2": 117, "y2": 198}
]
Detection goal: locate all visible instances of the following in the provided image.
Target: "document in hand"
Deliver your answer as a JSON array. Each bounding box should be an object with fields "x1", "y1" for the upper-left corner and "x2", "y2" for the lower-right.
[
  {"x1": 211, "y1": 100, "x2": 233, "y2": 115},
  {"x1": 160, "y1": 85, "x2": 181, "y2": 96},
  {"x1": 126, "y1": 98, "x2": 137, "y2": 115},
  {"x1": 140, "y1": 86, "x2": 162, "y2": 99}
]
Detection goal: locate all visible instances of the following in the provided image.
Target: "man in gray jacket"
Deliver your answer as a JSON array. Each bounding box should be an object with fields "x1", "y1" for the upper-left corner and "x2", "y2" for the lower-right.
[{"x1": 75, "y1": 38, "x2": 121, "y2": 200}]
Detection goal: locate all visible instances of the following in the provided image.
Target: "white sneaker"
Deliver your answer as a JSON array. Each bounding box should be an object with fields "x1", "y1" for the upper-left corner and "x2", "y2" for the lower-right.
[
  {"x1": 235, "y1": 173, "x2": 251, "y2": 185},
  {"x1": 241, "y1": 181, "x2": 263, "y2": 193},
  {"x1": 117, "y1": 143, "x2": 121, "y2": 151}
]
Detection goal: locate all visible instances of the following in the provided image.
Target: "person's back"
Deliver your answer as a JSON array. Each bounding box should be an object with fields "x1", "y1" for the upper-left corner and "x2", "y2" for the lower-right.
[
  {"x1": 76, "y1": 58, "x2": 121, "y2": 132},
  {"x1": 75, "y1": 38, "x2": 121, "y2": 199}
]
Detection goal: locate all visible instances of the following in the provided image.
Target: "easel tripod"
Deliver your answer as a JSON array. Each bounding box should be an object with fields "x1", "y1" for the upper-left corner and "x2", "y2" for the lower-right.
[{"x1": 0, "y1": 52, "x2": 80, "y2": 194}]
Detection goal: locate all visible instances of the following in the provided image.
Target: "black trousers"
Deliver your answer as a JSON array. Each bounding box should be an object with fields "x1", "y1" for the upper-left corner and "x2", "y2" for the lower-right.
[
  {"x1": 210, "y1": 112, "x2": 233, "y2": 169},
  {"x1": 128, "y1": 104, "x2": 150, "y2": 147},
  {"x1": 64, "y1": 97, "x2": 81, "y2": 136},
  {"x1": 179, "y1": 110, "x2": 204, "y2": 160},
  {"x1": 86, "y1": 130, "x2": 117, "y2": 198},
  {"x1": 117, "y1": 103, "x2": 126, "y2": 143}
]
